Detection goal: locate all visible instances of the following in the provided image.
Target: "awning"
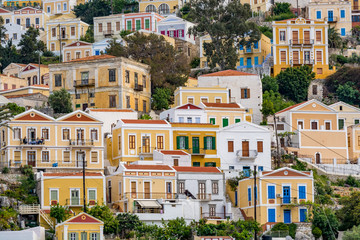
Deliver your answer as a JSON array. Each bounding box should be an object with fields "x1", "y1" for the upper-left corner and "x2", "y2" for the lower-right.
[{"x1": 136, "y1": 200, "x2": 161, "y2": 208}]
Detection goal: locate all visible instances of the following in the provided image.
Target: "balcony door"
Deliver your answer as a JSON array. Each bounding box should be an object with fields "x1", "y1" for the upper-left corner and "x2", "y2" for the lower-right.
[
  {"x1": 304, "y1": 30, "x2": 310, "y2": 44},
  {"x1": 144, "y1": 182, "x2": 150, "y2": 199},
  {"x1": 28, "y1": 128, "x2": 36, "y2": 141},
  {"x1": 142, "y1": 136, "x2": 150, "y2": 153},
  {"x1": 198, "y1": 182, "x2": 205, "y2": 200},
  {"x1": 192, "y1": 137, "x2": 199, "y2": 154},
  {"x1": 242, "y1": 141, "x2": 249, "y2": 157},
  {"x1": 76, "y1": 151, "x2": 85, "y2": 167},
  {"x1": 27, "y1": 151, "x2": 36, "y2": 167},
  {"x1": 283, "y1": 186, "x2": 290, "y2": 203},
  {"x1": 293, "y1": 51, "x2": 299, "y2": 64},
  {"x1": 328, "y1": 10, "x2": 334, "y2": 21},
  {"x1": 76, "y1": 129, "x2": 84, "y2": 144},
  {"x1": 81, "y1": 72, "x2": 89, "y2": 85},
  {"x1": 71, "y1": 189, "x2": 80, "y2": 206},
  {"x1": 292, "y1": 31, "x2": 298, "y2": 44}
]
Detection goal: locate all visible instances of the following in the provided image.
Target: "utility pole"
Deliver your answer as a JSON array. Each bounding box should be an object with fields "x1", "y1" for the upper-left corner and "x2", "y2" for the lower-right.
[
  {"x1": 58, "y1": 24, "x2": 62, "y2": 63},
  {"x1": 253, "y1": 165, "x2": 257, "y2": 240},
  {"x1": 274, "y1": 115, "x2": 280, "y2": 168},
  {"x1": 38, "y1": 51, "x2": 41, "y2": 85},
  {"x1": 83, "y1": 152, "x2": 86, "y2": 213},
  {"x1": 296, "y1": 0, "x2": 299, "y2": 17}
]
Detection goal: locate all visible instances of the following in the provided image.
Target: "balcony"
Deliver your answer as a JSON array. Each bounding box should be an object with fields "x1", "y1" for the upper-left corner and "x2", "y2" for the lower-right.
[
  {"x1": 74, "y1": 79, "x2": 95, "y2": 87},
  {"x1": 138, "y1": 147, "x2": 155, "y2": 156},
  {"x1": 8, "y1": 159, "x2": 89, "y2": 168},
  {"x1": 236, "y1": 150, "x2": 258, "y2": 160},
  {"x1": 197, "y1": 193, "x2": 212, "y2": 201},
  {"x1": 201, "y1": 212, "x2": 232, "y2": 220},
  {"x1": 124, "y1": 192, "x2": 176, "y2": 200},
  {"x1": 68, "y1": 139, "x2": 94, "y2": 149},
  {"x1": 59, "y1": 34, "x2": 68, "y2": 40},
  {"x1": 20, "y1": 138, "x2": 45, "y2": 147},
  {"x1": 65, "y1": 198, "x2": 84, "y2": 207},
  {"x1": 279, "y1": 197, "x2": 300, "y2": 205},
  {"x1": 103, "y1": 30, "x2": 114, "y2": 37},
  {"x1": 289, "y1": 39, "x2": 314, "y2": 46},
  {"x1": 134, "y1": 84, "x2": 143, "y2": 91},
  {"x1": 324, "y1": 16, "x2": 338, "y2": 23},
  {"x1": 290, "y1": 59, "x2": 314, "y2": 65}
]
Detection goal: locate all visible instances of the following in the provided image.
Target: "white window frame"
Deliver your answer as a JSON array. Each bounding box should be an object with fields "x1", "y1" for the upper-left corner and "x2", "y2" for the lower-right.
[
  {"x1": 75, "y1": 127, "x2": 86, "y2": 140},
  {"x1": 63, "y1": 2, "x2": 67, "y2": 11},
  {"x1": 90, "y1": 128, "x2": 99, "y2": 142},
  {"x1": 41, "y1": 127, "x2": 50, "y2": 140},
  {"x1": 61, "y1": 127, "x2": 71, "y2": 141},
  {"x1": 297, "y1": 119, "x2": 304, "y2": 130},
  {"x1": 165, "y1": 181, "x2": 172, "y2": 194},
  {"x1": 41, "y1": 150, "x2": 50, "y2": 163},
  {"x1": 214, "y1": 97, "x2": 222, "y2": 103},
  {"x1": 128, "y1": 134, "x2": 136, "y2": 153},
  {"x1": 62, "y1": 149, "x2": 71, "y2": 163},
  {"x1": 156, "y1": 134, "x2": 165, "y2": 150},
  {"x1": 209, "y1": 116, "x2": 216, "y2": 124},
  {"x1": 297, "y1": 184, "x2": 307, "y2": 200},
  {"x1": 324, "y1": 120, "x2": 332, "y2": 130},
  {"x1": 87, "y1": 188, "x2": 97, "y2": 203},
  {"x1": 316, "y1": 10, "x2": 322, "y2": 20},
  {"x1": 90, "y1": 150, "x2": 99, "y2": 164},
  {"x1": 13, "y1": 127, "x2": 22, "y2": 140},
  {"x1": 49, "y1": 188, "x2": 59, "y2": 205},
  {"x1": 69, "y1": 188, "x2": 81, "y2": 206},
  {"x1": 280, "y1": 50, "x2": 287, "y2": 64},
  {"x1": 315, "y1": 49, "x2": 323, "y2": 64},
  {"x1": 310, "y1": 120, "x2": 319, "y2": 130},
  {"x1": 187, "y1": 96, "x2": 194, "y2": 104},
  {"x1": 143, "y1": 180, "x2": 152, "y2": 198},
  {"x1": 279, "y1": 30, "x2": 286, "y2": 42},
  {"x1": 266, "y1": 184, "x2": 276, "y2": 200},
  {"x1": 267, "y1": 207, "x2": 277, "y2": 222},
  {"x1": 200, "y1": 96, "x2": 209, "y2": 103},
  {"x1": 126, "y1": 20, "x2": 132, "y2": 30}
]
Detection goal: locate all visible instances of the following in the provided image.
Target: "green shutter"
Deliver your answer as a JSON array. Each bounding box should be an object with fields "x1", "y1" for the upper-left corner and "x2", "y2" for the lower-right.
[
  {"x1": 76, "y1": 104, "x2": 81, "y2": 108},
  {"x1": 127, "y1": 21, "x2": 131, "y2": 30},
  {"x1": 355, "y1": 119, "x2": 359, "y2": 125},
  {"x1": 75, "y1": 232, "x2": 79, "y2": 240},
  {"x1": 210, "y1": 118, "x2": 215, "y2": 124},
  {"x1": 235, "y1": 118, "x2": 241, "y2": 123},
  {"x1": 203, "y1": 137, "x2": 207, "y2": 150},
  {"x1": 193, "y1": 162, "x2": 200, "y2": 167},
  {"x1": 136, "y1": 20, "x2": 141, "y2": 30},
  {"x1": 145, "y1": 19, "x2": 150, "y2": 29},
  {"x1": 89, "y1": 190, "x2": 96, "y2": 200},
  {"x1": 212, "y1": 137, "x2": 216, "y2": 150},
  {"x1": 223, "y1": 118, "x2": 229, "y2": 127},
  {"x1": 185, "y1": 136, "x2": 189, "y2": 149},
  {"x1": 339, "y1": 119, "x2": 344, "y2": 130},
  {"x1": 50, "y1": 190, "x2": 57, "y2": 201},
  {"x1": 81, "y1": 232, "x2": 87, "y2": 240},
  {"x1": 176, "y1": 136, "x2": 180, "y2": 149},
  {"x1": 68, "y1": 233, "x2": 71, "y2": 240}
]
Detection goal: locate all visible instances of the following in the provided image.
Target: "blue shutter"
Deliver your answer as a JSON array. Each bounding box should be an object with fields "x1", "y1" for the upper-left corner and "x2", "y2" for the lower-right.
[
  {"x1": 341, "y1": 10, "x2": 345, "y2": 18},
  {"x1": 240, "y1": 58, "x2": 244, "y2": 66},
  {"x1": 268, "y1": 209, "x2": 276, "y2": 222},
  {"x1": 268, "y1": 185, "x2": 275, "y2": 199},
  {"x1": 246, "y1": 57, "x2": 252, "y2": 67},
  {"x1": 316, "y1": 11, "x2": 321, "y2": 19},
  {"x1": 258, "y1": 166, "x2": 263, "y2": 171},
  {"x1": 341, "y1": 28, "x2": 346, "y2": 36},
  {"x1": 299, "y1": 186, "x2": 306, "y2": 199},
  {"x1": 240, "y1": 45, "x2": 243, "y2": 50},
  {"x1": 254, "y1": 56, "x2": 259, "y2": 66},
  {"x1": 300, "y1": 209, "x2": 307, "y2": 222},
  {"x1": 254, "y1": 41, "x2": 258, "y2": 49},
  {"x1": 247, "y1": 188, "x2": 251, "y2": 201}
]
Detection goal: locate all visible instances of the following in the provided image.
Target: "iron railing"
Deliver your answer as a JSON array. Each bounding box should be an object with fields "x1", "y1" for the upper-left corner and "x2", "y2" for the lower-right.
[
  {"x1": 201, "y1": 212, "x2": 232, "y2": 219},
  {"x1": 20, "y1": 138, "x2": 45, "y2": 145},
  {"x1": 124, "y1": 192, "x2": 176, "y2": 199},
  {"x1": 236, "y1": 150, "x2": 258, "y2": 159},
  {"x1": 197, "y1": 193, "x2": 211, "y2": 201},
  {"x1": 134, "y1": 84, "x2": 143, "y2": 91},
  {"x1": 7, "y1": 159, "x2": 89, "y2": 168},
  {"x1": 73, "y1": 79, "x2": 95, "y2": 87},
  {"x1": 324, "y1": 16, "x2": 338, "y2": 22},
  {"x1": 69, "y1": 139, "x2": 94, "y2": 147},
  {"x1": 289, "y1": 39, "x2": 314, "y2": 45},
  {"x1": 103, "y1": 30, "x2": 114, "y2": 36},
  {"x1": 290, "y1": 59, "x2": 314, "y2": 65}
]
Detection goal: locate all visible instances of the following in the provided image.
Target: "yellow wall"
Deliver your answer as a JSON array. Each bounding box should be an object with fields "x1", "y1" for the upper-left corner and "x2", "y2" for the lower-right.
[
  {"x1": 0, "y1": 75, "x2": 27, "y2": 90},
  {"x1": 238, "y1": 34, "x2": 272, "y2": 69},
  {"x1": 174, "y1": 87, "x2": 229, "y2": 106},
  {"x1": 139, "y1": 0, "x2": 179, "y2": 14},
  {"x1": 206, "y1": 108, "x2": 249, "y2": 126},
  {"x1": 0, "y1": 87, "x2": 49, "y2": 97},
  {"x1": 20, "y1": 66, "x2": 49, "y2": 86},
  {"x1": 63, "y1": 45, "x2": 92, "y2": 62},
  {"x1": 44, "y1": 0, "x2": 71, "y2": 15},
  {"x1": 5, "y1": 0, "x2": 41, "y2": 7}
]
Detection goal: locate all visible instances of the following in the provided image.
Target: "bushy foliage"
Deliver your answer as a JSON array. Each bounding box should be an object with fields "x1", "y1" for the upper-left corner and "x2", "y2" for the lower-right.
[
  {"x1": 152, "y1": 88, "x2": 172, "y2": 110},
  {"x1": 116, "y1": 213, "x2": 141, "y2": 238},
  {"x1": 48, "y1": 88, "x2": 73, "y2": 114},
  {"x1": 336, "y1": 82, "x2": 360, "y2": 105},
  {"x1": 261, "y1": 90, "x2": 294, "y2": 121},
  {"x1": 0, "y1": 207, "x2": 19, "y2": 231},
  {"x1": 50, "y1": 204, "x2": 71, "y2": 223},
  {"x1": 343, "y1": 225, "x2": 360, "y2": 240},
  {"x1": 262, "y1": 75, "x2": 278, "y2": 93},
  {"x1": 337, "y1": 191, "x2": 360, "y2": 230},
  {"x1": 259, "y1": 26, "x2": 273, "y2": 39},
  {"x1": 312, "y1": 206, "x2": 339, "y2": 240},
  {"x1": 312, "y1": 227, "x2": 322, "y2": 239},
  {"x1": 87, "y1": 204, "x2": 118, "y2": 234}
]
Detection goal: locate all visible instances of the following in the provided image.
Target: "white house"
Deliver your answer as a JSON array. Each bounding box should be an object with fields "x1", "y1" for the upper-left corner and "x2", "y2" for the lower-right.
[
  {"x1": 217, "y1": 121, "x2": 271, "y2": 178},
  {"x1": 92, "y1": 38, "x2": 124, "y2": 56},
  {"x1": 152, "y1": 150, "x2": 191, "y2": 166},
  {"x1": 197, "y1": 70, "x2": 263, "y2": 124},
  {"x1": 157, "y1": 15, "x2": 195, "y2": 44},
  {"x1": 159, "y1": 103, "x2": 207, "y2": 123},
  {"x1": 3, "y1": 22, "x2": 26, "y2": 49}
]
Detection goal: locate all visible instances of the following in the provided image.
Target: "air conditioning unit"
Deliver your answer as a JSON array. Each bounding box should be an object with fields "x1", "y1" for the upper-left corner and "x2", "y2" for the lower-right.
[
  {"x1": 51, "y1": 200, "x2": 58, "y2": 205},
  {"x1": 276, "y1": 194, "x2": 281, "y2": 198}
]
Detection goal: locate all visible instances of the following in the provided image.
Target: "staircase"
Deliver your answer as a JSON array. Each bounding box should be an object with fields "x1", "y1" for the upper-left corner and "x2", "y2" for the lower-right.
[
  {"x1": 40, "y1": 209, "x2": 54, "y2": 230},
  {"x1": 231, "y1": 207, "x2": 245, "y2": 221}
]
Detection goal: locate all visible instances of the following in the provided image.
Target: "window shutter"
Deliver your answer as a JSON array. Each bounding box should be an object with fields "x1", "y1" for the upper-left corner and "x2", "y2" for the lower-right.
[
  {"x1": 228, "y1": 141, "x2": 234, "y2": 152},
  {"x1": 91, "y1": 151, "x2": 97, "y2": 162},
  {"x1": 203, "y1": 137, "x2": 207, "y2": 150},
  {"x1": 299, "y1": 186, "x2": 306, "y2": 199},
  {"x1": 185, "y1": 136, "x2": 189, "y2": 149},
  {"x1": 68, "y1": 233, "x2": 71, "y2": 240},
  {"x1": 241, "y1": 89, "x2": 245, "y2": 99},
  {"x1": 247, "y1": 89, "x2": 251, "y2": 98},
  {"x1": 248, "y1": 188, "x2": 251, "y2": 201},
  {"x1": 182, "y1": 30, "x2": 184, "y2": 37},
  {"x1": 257, "y1": 141, "x2": 263, "y2": 153},
  {"x1": 161, "y1": 31, "x2": 165, "y2": 35},
  {"x1": 75, "y1": 233, "x2": 79, "y2": 240},
  {"x1": 212, "y1": 137, "x2": 216, "y2": 150},
  {"x1": 176, "y1": 136, "x2": 180, "y2": 149}
]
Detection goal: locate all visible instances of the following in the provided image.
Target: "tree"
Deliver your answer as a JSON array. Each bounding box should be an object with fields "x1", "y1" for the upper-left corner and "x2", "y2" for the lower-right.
[
  {"x1": 272, "y1": 2, "x2": 292, "y2": 15},
  {"x1": 74, "y1": 0, "x2": 111, "y2": 25},
  {"x1": 116, "y1": 213, "x2": 141, "y2": 238},
  {"x1": 188, "y1": 0, "x2": 261, "y2": 70},
  {"x1": 190, "y1": 57, "x2": 200, "y2": 68},
  {"x1": 0, "y1": 17, "x2": 6, "y2": 44},
  {"x1": 48, "y1": 88, "x2": 73, "y2": 114},
  {"x1": 80, "y1": 26, "x2": 94, "y2": 43},
  {"x1": 276, "y1": 66, "x2": 315, "y2": 103},
  {"x1": 312, "y1": 206, "x2": 339, "y2": 240},
  {"x1": 6, "y1": 103, "x2": 25, "y2": 116},
  {"x1": 106, "y1": 32, "x2": 190, "y2": 91},
  {"x1": 336, "y1": 82, "x2": 360, "y2": 105},
  {"x1": 87, "y1": 204, "x2": 118, "y2": 234},
  {"x1": 152, "y1": 88, "x2": 172, "y2": 110},
  {"x1": 328, "y1": 27, "x2": 342, "y2": 49},
  {"x1": 261, "y1": 90, "x2": 294, "y2": 121},
  {"x1": 337, "y1": 192, "x2": 360, "y2": 231},
  {"x1": 343, "y1": 225, "x2": 360, "y2": 240},
  {"x1": 18, "y1": 27, "x2": 45, "y2": 64},
  {"x1": 0, "y1": 40, "x2": 20, "y2": 72},
  {"x1": 50, "y1": 204, "x2": 71, "y2": 223},
  {"x1": 0, "y1": 207, "x2": 19, "y2": 231},
  {"x1": 262, "y1": 75, "x2": 278, "y2": 93}
]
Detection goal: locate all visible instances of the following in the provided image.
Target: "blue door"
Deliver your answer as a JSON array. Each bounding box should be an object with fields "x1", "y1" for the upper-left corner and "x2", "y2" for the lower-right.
[
  {"x1": 284, "y1": 210, "x2": 291, "y2": 224},
  {"x1": 283, "y1": 186, "x2": 290, "y2": 203},
  {"x1": 246, "y1": 57, "x2": 252, "y2": 68},
  {"x1": 268, "y1": 209, "x2": 275, "y2": 222},
  {"x1": 300, "y1": 209, "x2": 307, "y2": 222},
  {"x1": 235, "y1": 190, "x2": 238, "y2": 206},
  {"x1": 243, "y1": 166, "x2": 250, "y2": 177},
  {"x1": 328, "y1": 10, "x2": 334, "y2": 21}
]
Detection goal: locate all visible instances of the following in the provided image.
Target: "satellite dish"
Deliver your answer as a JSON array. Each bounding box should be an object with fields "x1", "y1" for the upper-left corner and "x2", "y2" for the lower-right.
[{"x1": 140, "y1": 155, "x2": 144, "y2": 161}]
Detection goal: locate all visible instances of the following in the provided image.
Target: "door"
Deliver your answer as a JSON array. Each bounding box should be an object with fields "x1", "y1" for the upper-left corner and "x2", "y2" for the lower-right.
[
  {"x1": 243, "y1": 166, "x2": 250, "y2": 177},
  {"x1": 292, "y1": 31, "x2": 298, "y2": 44},
  {"x1": 304, "y1": 51, "x2": 310, "y2": 63},
  {"x1": 27, "y1": 151, "x2": 36, "y2": 167},
  {"x1": 268, "y1": 209, "x2": 276, "y2": 222},
  {"x1": 76, "y1": 129, "x2": 84, "y2": 144},
  {"x1": 142, "y1": 136, "x2": 150, "y2": 153},
  {"x1": 284, "y1": 209, "x2": 291, "y2": 224},
  {"x1": 198, "y1": 182, "x2": 205, "y2": 199},
  {"x1": 304, "y1": 31, "x2": 310, "y2": 44},
  {"x1": 81, "y1": 72, "x2": 89, "y2": 85},
  {"x1": 81, "y1": 232, "x2": 87, "y2": 240},
  {"x1": 328, "y1": 10, "x2": 334, "y2": 21},
  {"x1": 131, "y1": 182, "x2": 136, "y2": 198},
  {"x1": 174, "y1": 159, "x2": 179, "y2": 166},
  {"x1": 107, "y1": 22, "x2": 111, "y2": 34},
  {"x1": 235, "y1": 190, "x2": 238, "y2": 206},
  {"x1": 144, "y1": 182, "x2": 150, "y2": 199},
  {"x1": 242, "y1": 141, "x2": 249, "y2": 157},
  {"x1": 283, "y1": 186, "x2": 290, "y2": 203},
  {"x1": 71, "y1": 189, "x2": 80, "y2": 206},
  {"x1": 246, "y1": 57, "x2": 252, "y2": 67},
  {"x1": 293, "y1": 51, "x2": 299, "y2": 64},
  {"x1": 192, "y1": 137, "x2": 199, "y2": 154},
  {"x1": 82, "y1": 103, "x2": 88, "y2": 111},
  {"x1": 28, "y1": 128, "x2": 36, "y2": 142},
  {"x1": 300, "y1": 209, "x2": 307, "y2": 222},
  {"x1": 76, "y1": 152, "x2": 85, "y2": 167},
  {"x1": 166, "y1": 182, "x2": 172, "y2": 199},
  {"x1": 316, "y1": 153, "x2": 321, "y2": 164}
]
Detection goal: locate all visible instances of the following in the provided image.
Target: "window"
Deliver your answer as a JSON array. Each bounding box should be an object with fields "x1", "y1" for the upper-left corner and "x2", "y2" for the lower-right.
[
  {"x1": 116, "y1": 22, "x2": 120, "y2": 31},
  {"x1": 126, "y1": 20, "x2": 132, "y2": 30},
  {"x1": 316, "y1": 51, "x2": 322, "y2": 62},
  {"x1": 4, "y1": 83, "x2": 7, "y2": 90},
  {"x1": 222, "y1": 118, "x2": 229, "y2": 127},
  {"x1": 66, "y1": 53, "x2": 70, "y2": 61},
  {"x1": 280, "y1": 51, "x2": 286, "y2": 62},
  {"x1": 85, "y1": 51, "x2": 90, "y2": 57},
  {"x1": 187, "y1": 98, "x2": 194, "y2": 104},
  {"x1": 174, "y1": 158, "x2": 179, "y2": 166},
  {"x1": 241, "y1": 88, "x2": 250, "y2": 99},
  {"x1": 166, "y1": 182, "x2": 172, "y2": 193},
  {"x1": 109, "y1": 95, "x2": 116, "y2": 108},
  {"x1": 316, "y1": 10, "x2": 321, "y2": 19},
  {"x1": 240, "y1": 57, "x2": 244, "y2": 66},
  {"x1": 341, "y1": 9, "x2": 345, "y2": 18},
  {"x1": 338, "y1": 119, "x2": 345, "y2": 130},
  {"x1": 88, "y1": 189, "x2": 96, "y2": 202},
  {"x1": 341, "y1": 28, "x2": 346, "y2": 36},
  {"x1": 35, "y1": 18, "x2": 39, "y2": 25},
  {"x1": 312, "y1": 85, "x2": 318, "y2": 95},
  {"x1": 129, "y1": 135, "x2": 135, "y2": 149},
  {"x1": 317, "y1": 68, "x2": 323, "y2": 75},
  {"x1": 316, "y1": 31, "x2": 321, "y2": 42},
  {"x1": 201, "y1": 98, "x2": 208, "y2": 103},
  {"x1": 109, "y1": 69, "x2": 116, "y2": 82},
  {"x1": 248, "y1": 187, "x2": 251, "y2": 201},
  {"x1": 135, "y1": 20, "x2": 141, "y2": 30},
  {"x1": 268, "y1": 185, "x2": 275, "y2": 199},
  {"x1": 17, "y1": 18, "x2": 20, "y2": 25},
  {"x1": 63, "y1": 151, "x2": 70, "y2": 162},
  {"x1": 25, "y1": 18, "x2": 30, "y2": 28},
  {"x1": 91, "y1": 151, "x2": 98, "y2": 163},
  {"x1": 177, "y1": 136, "x2": 188, "y2": 149},
  {"x1": 204, "y1": 136, "x2": 215, "y2": 150},
  {"x1": 51, "y1": 43, "x2": 55, "y2": 52},
  {"x1": 91, "y1": 129, "x2": 98, "y2": 141},
  {"x1": 257, "y1": 141, "x2": 263, "y2": 152},
  {"x1": 279, "y1": 31, "x2": 285, "y2": 41},
  {"x1": 187, "y1": 117, "x2": 192, "y2": 123},
  {"x1": 145, "y1": 4, "x2": 156, "y2": 12},
  {"x1": 157, "y1": 135, "x2": 164, "y2": 149},
  {"x1": 158, "y1": 3, "x2": 170, "y2": 14},
  {"x1": 355, "y1": 119, "x2": 360, "y2": 125},
  {"x1": 71, "y1": 26, "x2": 75, "y2": 36},
  {"x1": 195, "y1": 117, "x2": 200, "y2": 123},
  {"x1": 70, "y1": 189, "x2": 80, "y2": 206},
  {"x1": 145, "y1": 19, "x2": 150, "y2": 29},
  {"x1": 124, "y1": 70, "x2": 130, "y2": 83},
  {"x1": 228, "y1": 140, "x2": 234, "y2": 152},
  {"x1": 98, "y1": 23, "x2": 103, "y2": 32},
  {"x1": 179, "y1": 181, "x2": 185, "y2": 194},
  {"x1": 55, "y1": 74, "x2": 62, "y2": 87},
  {"x1": 13, "y1": 128, "x2": 21, "y2": 140},
  {"x1": 42, "y1": 128, "x2": 49, "y2": 140},
  {"x1": 143, "y1": 100, "x2": 146, "y2": 112},
  {"x1": 325, "y1": 121, "x2": 331, "y2": 130},
  {"x1": 42, "y1": 151, "x2": 49, "y2": 162},
  {"x1": 298, "y1": 186, "x2": 306, "y2": 199},
  {"x1": 142, "y1": 75, "x2": 146, "y2": 88},
  {"x1": 212, "y1": 181, "x2": 219, "y2": 194},
  {"x1": 47, "y1": 6, "x2": 51, "y2": 13},
  {"x1": 76, "y1": 52, "x2": 81, "y2": 59},
  {"x1": 62, "y1": 129, "x2": 70, "y2": 140},
  {"x1": 298, "y1": 121, "x2": 304, "y2": 129},
  {"x1": 179, "y1": 117, "x2": 184, "y2": 123},
  {"x1": 209, "y1": 118, "x2": 215, "y2": 125},
  {"x1": 311, "y1": 121, "x2": 318, "y2": 130},
  {"x1": 124, "y1": 96, "x2": 130, "y2": 108},
  {"x1": 50, "y1": 189, "x2": 58, "y2": 203},
  {"x1": 135, "y1": 98, "x2": 138, "y2": 111},
  {"x1": 63, "y1": 3, "x2": 67, "y2": 11}
]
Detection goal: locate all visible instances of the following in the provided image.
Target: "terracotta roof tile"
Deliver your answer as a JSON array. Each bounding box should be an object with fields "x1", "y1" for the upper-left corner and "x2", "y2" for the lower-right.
[
  {"x1": 69, "y1": 54, "x2": 116, "y2": 62},
  {"x1": 43, "y1": 172, "x2": 103, "y2": 177},
  {"x1": 276, "y1": 101, "x2": 307, "y2": 114},
  {"x1": 173, "y1": 166, "x2": 221, "y2": 173},
  {"x1": 124, "y1": 164, "x2": 173, "y2": 170},
  {"x1": 31, "y1": 84, "x2": 49, "y2": 88},
  {"x1": 159, "y1": 150, "x2": 189, "y2": 155},
  {"x1": 0, "y1": 8, "x2": 11, "y2": 13},
  {"x1": 65, "y1": 41, "x2": 92, "y2": 47},
  {"x1": 121, "y1": 119, "x2": 168, "y2": 124},
  {"x1": 5, "y1": 93, "x2": 40, "y2": 99},
  {"x1": 89, "y1": 109, "x2": 134, "y2": 112},
  {"x1": 202, "y1": 102, "x2": 241, "y2": 108},
  {"x1": 201, "y1": 70, "x2": 256, "y2": 77},
  {"x1": 28, "y1": 63, "x2": 49, "y2": 68}
]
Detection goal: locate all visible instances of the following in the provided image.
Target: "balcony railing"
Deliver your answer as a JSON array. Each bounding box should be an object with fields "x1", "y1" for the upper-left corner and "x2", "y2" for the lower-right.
[
  {"x1": 324, "y1": 16, "x2": 338, "y2": 23},
  {"x1": 290, "y1": 59, "x2": 314, "y2": 65},
  {"x1": 8, "y1": 159, "x2": 89, "y2": 168},
  {"x1": 280, "y1": 197, "x2": 298, "y2": 205},
  {"x1": 134, "y1": 208, "x2": 163, "y2": 214},
  {"x1": 65, "y1": 198, "x2": 84, "y2": 206},
  {"x1": 69, "y1": 139, "x2": 94, "y2": 147},
  {"x1": 138, "y1": 147, "x2": 155, "y2": 155},
  {"x1": 236, "y1": 150, "x2": 258, "y2": 160},
  {"x1": 201, "y1": 212, "x2": 232, "y2": 219},
  {"x1": 124, "y1": 192, "x2": 176, "y2": 200},
  {"x1": 134, "y1": 84, "x2": 143, "y2": 91},
  {"x1": 289, "y1": 39, "x2": 314, "y2": 46},
  {"x1": 103, "y1": 30, "x2": 114, "y2": 36},
  {"x1": 20, "y1": 138, "x2": 45, "y2": 146},
  {"x1": 197, "y1": 193, "x2": 211, "y2": 201},
  {"x1": 59, "y1": 34, "x2": 68, "y2": 40},
  {"x1": 181, "y1": 148, "x2": 211, "y2": 155},
  {"x1": 74, "y1": 79, "x2": 95, "y2": 87}
]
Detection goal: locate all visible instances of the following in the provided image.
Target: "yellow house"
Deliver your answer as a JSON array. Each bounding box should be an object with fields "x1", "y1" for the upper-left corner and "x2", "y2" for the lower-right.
[
  {"x1": 139, "y1": 0, "x2": 181, "y2": 15},
  {"x1": 0, "y1": 74, "x2": 27, "y2": 90},
  {"x1": 49, "y1": 55, "x2": 151, "y2": 112},
  {"x1": 55, "y1": 212, "x2": 104, "y2": 240},
  {"x1": 4, "y1": 0, "x2": 41, "y2": 7},
  {"x1": 106, "y1": 162, "x2": 176, "y2": 213},
  {"x1": 269, "y1": 99, "x2": 348, "y2": 164},
  {"x1": 18, "y1": 63, "x2": 50, "y2": 86},
  {"x1": 63, "y1": 41, "x2": 92, "y2": 62},
  {"x1": 171, "y1": 122, "x2": 220, "y2": 167},
  {"x1": 0, "y1": 109, "x2": 104, "y2": 171},
  {"x1": 272, "y1": 17, "x2": 335, "y2": 79},
  {"x1": 0, "y1": 85, "x2": 49, "y2": 97},
  {"x1": 240, "y1": 0, "x2": 272, "y2": 13},
  {"x1": 7, "y1": 7, "x2": 49, "y2": 28},
  {"x1": 46, "y1": 14, "x2": 89, "y2": 55},
  {"x1": 109, "y1": 119, "x2": 172, "y2": 165},
  {"x1": 238, "y1": 167, "x2": 314, "y2": 227},
  {"x1": 174, "y1": 86, "x2": 229, "y2": 106},
  {"x1": 329, "y1": 101, "x2": 360, "y2": 128},
  {"x1": 43, "y1": 0, "x2": 73, "y2": 15},
  {"x1": 308, "y1": 0, "x2": 352, "y2": 37}
]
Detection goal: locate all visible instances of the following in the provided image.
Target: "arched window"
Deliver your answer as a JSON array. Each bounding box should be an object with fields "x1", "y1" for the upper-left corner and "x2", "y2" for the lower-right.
[
  {"x1": 145, "y1": 4, "x2": 156, "y2": 13},
  {"x1": 158, "y1": 3, "x2": 170, "y2": 14},
  {"x1": 32, "y1": 75, "x2": 38, "y2": 85}
]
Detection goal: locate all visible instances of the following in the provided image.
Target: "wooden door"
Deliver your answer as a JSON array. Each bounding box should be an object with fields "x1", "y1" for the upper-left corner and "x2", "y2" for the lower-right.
[
  {"x1": 293, "y1": 51, "x2": 299, "y2": 64},
  {"x1": 144, "y1": 182, "x2": 150, "y2": 199},
  {"x1": 292, "y1": 31, "x2": 298, "y2": 44},
  {"x1": 27, "y1": 151, "x2": 36, "y2": 167},
  {"x1": 198, "y1": 182, "x2": 205, "y2": 199},
  {"x1": 131, "y1": 182, "x2": 137, "y2": 198},
  {"x1": 242, "y1": 141, "x2": 249, "y2": 157},
  {"x1": 142, "y1": 136, "x2": 150, "y2": 153},
  {"x1": 316, "y1": 153, "x2": 321, "y2": 164},
  {"x1": 107, "y1": 22, "x2": 111, "y2": 33},
  {"x1": 304, "y1": 31, "x2": 310, "y2": 44}
]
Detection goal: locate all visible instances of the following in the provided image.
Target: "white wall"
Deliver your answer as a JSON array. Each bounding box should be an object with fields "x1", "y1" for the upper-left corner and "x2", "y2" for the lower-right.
[
  {"x1": 160, "y1": 108, "x2": 207, "y2": 123},
  {"x1": 153, "y1": 150, "x2": 192, "y2": 166}
]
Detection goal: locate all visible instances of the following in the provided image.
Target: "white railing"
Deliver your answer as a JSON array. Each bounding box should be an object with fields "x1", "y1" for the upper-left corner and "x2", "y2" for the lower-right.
[
  {"x1": 40, "y1": 209, "x2": 54, "y2": 230},
  {"x1": 19, "y1": 204, "x2": 40, "y2": 214}
]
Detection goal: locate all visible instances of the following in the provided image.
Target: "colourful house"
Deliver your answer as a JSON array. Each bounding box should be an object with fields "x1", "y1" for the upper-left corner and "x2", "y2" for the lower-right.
[
  {"x1": 174, "y1": 86, "x2": 229, "y2": 106},
  {"x1": 272, "y1": 17, "x2": 335, "y2": 79},
  {"x1": 139, "y1": 0, "x2": 182, "y2": 15},
  {"x1": 55, "y1": 212, "x2": 104, "y2": 240},
  {"x1": 238, "y1": 167, "x2": 314, "y2": 227}
]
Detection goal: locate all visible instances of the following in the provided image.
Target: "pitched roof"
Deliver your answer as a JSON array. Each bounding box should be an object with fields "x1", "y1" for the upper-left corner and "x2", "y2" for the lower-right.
[
  {"x1": 67, "y1": 213, "x2": 103, "y2": 224},
  {"x1": 202, "y1": 102, "x2": 241, "y2": 108},
  {"x1": 124, "y1": 164, "x2": 174, "y2": 171},
  {"x1": 121, "y1": 119, "x2": 168, "y2": 124},
  {"x1": 201, "y1": 70, "x2": 256, "y2": 77},
  {"x1": 159, "y1": 150, "x2": 189, "y2": 155},
  {"x1": 65, "y1": 41, "x2": 92, "y2": 47},
  {"x1": 69, "y1": 54, "x2": 116, "y2": 62},
  {"x1": 173, "y1": 166, "x2": 221, "y2": 173},
  {"x1": 0, "y1": 8, "x2": 11, "y2": 13},
  {"x1": 5, "y1": 93, "x2": 41, "y2": 99},
  {"x1": 176, "y1": 103, "x2": 202, "y2": 110},
  {"x1": 276, "y1": 101, "x2": 307, "y2": 114},
  {"x1": 88, "y1": 109, "x2": 134, "y2": 112},
  {"x1": 43, "y1": 172, "x2": 103, "y2": 177}
]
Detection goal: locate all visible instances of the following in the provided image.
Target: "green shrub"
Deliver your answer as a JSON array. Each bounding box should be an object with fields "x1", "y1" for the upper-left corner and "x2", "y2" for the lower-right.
[
  {"x1": 2, "y1": 167, "x2": 9, "y2": 174},
  {"x1": 334, "y1": 193, "x2": 341, "y2": 198},
  {"x1": 272, "y1": 222, "x2": 289, "y2": 231},
  {"x1": 312, "y1": 227, "x2": 322, "y2": 239},
  {"x1": 289, "y1": 223, "x2": 297, "y2": 238}
]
